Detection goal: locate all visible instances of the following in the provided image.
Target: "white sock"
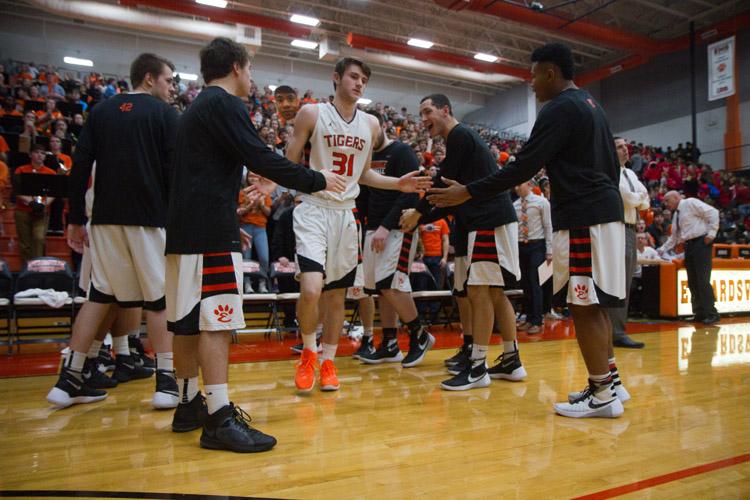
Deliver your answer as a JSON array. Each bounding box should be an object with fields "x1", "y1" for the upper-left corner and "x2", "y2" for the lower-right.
[
  {"x1": 204, "y1": 383, "x2": 229, "y2": 415},
  {"x1": 156, "y1": 352, "x2": 173, "y2": 372},
  {"x1": 112, "y1": 335, "x2": 130, "y2": 357},
  {"x1": 363, "y1": 327, "x2": 373, "y2": 337},
  {"x1": 470, "y1": 344, "x2": 488, "y2": 367},
  {"x1": 314, "y1": 323, "x2": 324, "y2": 336},
  {"x1": 320, "y1": 342, "x2": 338, "y2": 362},
  {"x1": 65, "y1": 351, "x2": 87, "y2": 372},
  {"x1": 178, "y1": 377, "x2": 199, "y2": 404},
  {"x1": 503, "y1": 340, "x2": 518, "y2": 354},
  {"x1": 103, "y1": 333, "x2": 112, "y2": 347},
  {"x1": 302, "y1": 333, "x2": 318, "y2": 352},
  {"x1": 87, "y1": 339, "x2": 103, "y2": 359}
]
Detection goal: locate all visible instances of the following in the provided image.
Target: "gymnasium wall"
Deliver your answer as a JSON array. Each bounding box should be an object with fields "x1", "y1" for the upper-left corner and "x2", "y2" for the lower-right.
[
  {"x1": 0, "y1": 12, "x2": 489, "y2": 119},
  {"x1": 592, "y1": 27, "x2": 750, "y2": 170}
]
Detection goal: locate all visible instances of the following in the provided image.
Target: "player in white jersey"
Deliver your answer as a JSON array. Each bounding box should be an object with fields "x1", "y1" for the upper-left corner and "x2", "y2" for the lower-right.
[{"x1": 286, "y1": 57, "x2": 431, "y2": 393}]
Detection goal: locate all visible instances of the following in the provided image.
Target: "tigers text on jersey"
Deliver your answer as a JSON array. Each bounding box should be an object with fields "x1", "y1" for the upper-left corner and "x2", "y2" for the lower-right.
[{"x1": 304, "y1": 102, "x2": 374, "y2": 208}]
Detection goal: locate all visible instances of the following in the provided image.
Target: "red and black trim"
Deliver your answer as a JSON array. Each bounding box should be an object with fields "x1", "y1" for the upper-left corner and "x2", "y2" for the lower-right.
[
  {"x1": 470, "y1": 230, "x2": 499, "y2": 264},
  {"x1": 568, "y1": 227, "x2": 593, "y2": 277},
  {"x1": 396, "y1": 230, "x2": 414, "y2": 274},
  {"x1": 353, "y1": 208, "x2": 363, "y2": 265},
  {"x1": 201, "y1": 252, "x2": 238, "y2": 299}
]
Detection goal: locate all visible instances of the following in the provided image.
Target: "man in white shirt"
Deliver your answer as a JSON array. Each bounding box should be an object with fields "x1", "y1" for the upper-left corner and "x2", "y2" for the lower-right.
[
  {"x1": 609, "y1": 137, "x2": 650, "y2": 348},
  {"x1": 513, "y1": 181, "x2": 552, "y2": 334},
  {"x1": 658, "y1": 191, "x2": 720, "y2": 324}
]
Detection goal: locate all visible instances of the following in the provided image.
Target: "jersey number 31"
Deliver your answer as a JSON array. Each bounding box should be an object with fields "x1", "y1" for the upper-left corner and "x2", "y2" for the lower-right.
[{"x1": 332, "y1": 152, "x2": 354, "y2": 176}]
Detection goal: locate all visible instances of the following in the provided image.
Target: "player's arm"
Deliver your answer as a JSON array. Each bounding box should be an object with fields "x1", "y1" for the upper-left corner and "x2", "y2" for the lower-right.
[
  {"x1": 285, "y1": 104, "x2": 316, "y2": 164},
  {"x1": 214, "y1": 96, "x2": 342, "y2": 195},
  {"x1": 428, "y1": 101, "x2": 571, "y2": 207},
  {"x1": 381, "y1": 147, "x2": 421, "y2": 230}
]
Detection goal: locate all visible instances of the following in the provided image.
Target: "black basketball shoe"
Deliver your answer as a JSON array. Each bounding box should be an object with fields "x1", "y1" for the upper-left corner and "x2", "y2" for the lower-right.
[
  {"x1": 153, "y1": 369, "x2": 179, "y2": 409},
  {"x1": 352, "y1": 336, "x2": 375, "y2": 359},
  {"x1": 444, "y1": 342, "x2": 472, "y2": 368},
  {"x1": 82, "y1": 357, "x2": 118, "y2": 389},
  {"x1": 200, "y1": 403, "x2": 277, "y2": 453},
  {"x1": 129, "y1": 335, "x2": 156, "y2": 369},
  {"x1": 96, "y1": 346, "x2": 115, "y2": 372},
  {"x1": 402, "y1": 328, "x2": 435, "y2": 368},
  {"x1": 441, "y1": 360, "x2": 491, "y2": 391},
  {"x1": 46, "y1": 367, "x2": 108, "y2": 408},
  {"x1": 172, "y1": 392, "x2": 208, "y2": 433},
  {"x1": 487, "y1": 351, "x2": 527, "y2": 381},
  {"x1": 113, "y1": 355, "x2": 154, "y2": 383},
  {"x1": 359, "y1": 337, "x2": 404, "y2": 364}
]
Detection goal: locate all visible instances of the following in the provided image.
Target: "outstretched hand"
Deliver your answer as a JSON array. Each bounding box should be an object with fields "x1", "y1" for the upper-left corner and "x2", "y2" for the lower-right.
[
  {"x1": 399, "y1": 208, "x2": 421, "y2": 233},
  {"x1": 321, "y1": 168, "x2": 347, "y2": 193},
  {"x1": 244, "y1": 174, "x2": 277, "y2": 198},
  {"x1": 427, "y1": 177, "x2": 471, "y2": 207},
  {"x1": 397, "y1": 170, "x2": 433, "y2": 193}
]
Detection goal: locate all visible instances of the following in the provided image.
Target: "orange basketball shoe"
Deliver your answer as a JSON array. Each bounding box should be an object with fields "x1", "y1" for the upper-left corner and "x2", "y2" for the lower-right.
[
  {"x1": 319, "y1": 359, "x2": 340, "y2": 391},
  {"x1": 295, "y1": 349, "x2": 318, "y2": 393}
]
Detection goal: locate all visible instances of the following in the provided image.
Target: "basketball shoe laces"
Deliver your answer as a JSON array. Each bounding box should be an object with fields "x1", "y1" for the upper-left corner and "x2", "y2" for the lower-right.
[
  {"x1": 321, "y1": 359, "x2": 337, "y2": 379},
  {"x1": 232, "y1": 404, "x2": 253, "y2": 429},
  {"x1": 297, "y1": 351, "x2": 319, "y2": 372},
  {"x1": 571, "y1": 382, "x2": 596, "y2": 404}
]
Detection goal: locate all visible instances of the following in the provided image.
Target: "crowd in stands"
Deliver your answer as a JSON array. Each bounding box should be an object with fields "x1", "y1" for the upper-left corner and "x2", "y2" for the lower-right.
[{"x1": 2, "y1": 59, "x2": 749, "y2": 289}]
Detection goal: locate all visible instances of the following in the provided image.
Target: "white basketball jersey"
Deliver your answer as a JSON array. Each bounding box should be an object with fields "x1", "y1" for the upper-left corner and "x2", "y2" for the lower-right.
[{"x1": 306, "y1": 102, "x2": 373, "y2": 207}]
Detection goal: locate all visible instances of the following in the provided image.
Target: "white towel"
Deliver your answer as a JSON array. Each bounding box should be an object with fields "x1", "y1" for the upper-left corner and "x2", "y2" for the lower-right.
[{"x1": 14, "y1": 288, "x2": 70, "y2": 308}]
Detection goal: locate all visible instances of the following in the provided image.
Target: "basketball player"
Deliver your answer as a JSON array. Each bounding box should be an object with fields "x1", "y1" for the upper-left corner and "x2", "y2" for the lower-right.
[
  {"x1": 47, "y1": 53, "x2": 179, "y2": 409},
  {"x1": 286, "y1": 57, "x2": 431, "y2": 393},
  {"x1": 401, "y1": 94, "x2": 525, "y2": 391},
  {"x1": 355, "y1": 109, "x2": 434, "y2": 365},
  {"x1": 427, "y1": 43, "x2": 627, "y2": 418},
  {"x1": 166, "y1": 37, "x2": 345, "y2": 452}
]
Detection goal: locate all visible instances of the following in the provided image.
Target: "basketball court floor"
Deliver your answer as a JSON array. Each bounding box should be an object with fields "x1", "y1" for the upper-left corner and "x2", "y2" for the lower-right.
[{"x1": 0, "y1": 318, "x2": 748, "y2": 499}]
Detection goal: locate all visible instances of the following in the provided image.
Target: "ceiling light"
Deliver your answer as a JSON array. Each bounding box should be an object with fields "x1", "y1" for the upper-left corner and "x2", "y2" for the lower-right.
[
  {"x1": 290, "y1": 14, "x2": 320, "y2": 27},
  {"x1": 407, "y1": 38, "x2": 433, "y2": 49},
  {"x1": 63, "y1": 56, "x2": 93, "y2": 67},
  {"x1": 196, "y1": 0, "x2": 227, "y2": 7},
  {"x1": 357, "y1": 98, "x2": 372, "y2": 105},
  {"x1": 291, "y1": 39, "x2": 318, "y2": 50},
  {"x1": 268, "y1": 85, "x2": 278, "y2": 91},
  {"x1": 474, "y1": 53, "x2": 498, "y2": 63},
  {"x1": 175, "y1": 72, "x2": 198, "y2": 81}
]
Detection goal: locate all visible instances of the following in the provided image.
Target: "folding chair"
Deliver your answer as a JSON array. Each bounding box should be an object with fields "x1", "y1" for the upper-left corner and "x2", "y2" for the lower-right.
[
  {"x1": 12, "y1": 257, "x2": 75, "y2": 351},
  {"x1": 238, "y1": 260, "x2": 277, "y2": 340}
]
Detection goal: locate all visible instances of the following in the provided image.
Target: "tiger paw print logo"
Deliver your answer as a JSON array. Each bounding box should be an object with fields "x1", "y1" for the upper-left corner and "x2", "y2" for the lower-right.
[
  {"x1": 574, "y1": 283, "x2": 589, "y2": 301},
  {"x1": 214, "y1": 304, "x2": 233, "y2": 323}
]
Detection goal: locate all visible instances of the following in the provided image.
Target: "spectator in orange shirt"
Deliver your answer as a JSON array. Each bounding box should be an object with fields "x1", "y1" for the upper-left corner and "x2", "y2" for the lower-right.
[
  {"x1": 0, "y1": 159, "x2": 9, "y2": 209},
  {"x1": 238, "y1": 174, "x2": 272, "y2": 293},
  {"x1": 13, "y1": 143, "x2": 57, "y2": 262},
  {"x1": 36, "y1": 99, "x2": 63, "y2": 133},
  {"x1": 48, "y1": 136, "x2": 72, "y2": 172},
  {"x1": 418, "y1": 218, "x2": 450, "y2": 288}
]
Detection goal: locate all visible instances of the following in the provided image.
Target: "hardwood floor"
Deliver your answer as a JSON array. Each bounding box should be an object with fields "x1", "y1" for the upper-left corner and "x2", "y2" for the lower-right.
[{"x1": 0, "y1": 322, "x2": 748, "y2": 499}]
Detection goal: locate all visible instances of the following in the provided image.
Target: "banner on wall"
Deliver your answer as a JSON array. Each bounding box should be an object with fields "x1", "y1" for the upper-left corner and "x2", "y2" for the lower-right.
[{"x1": 708, "y1": 36, "x2": 735, "y2": 101}]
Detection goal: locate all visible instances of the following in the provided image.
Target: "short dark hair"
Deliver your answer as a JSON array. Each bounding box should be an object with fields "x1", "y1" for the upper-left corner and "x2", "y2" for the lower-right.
[
  {"x1": 29, "y1": 143, "x2": 46, "y2": 153},
  {"x1": 365, "y1": 108, "x2": 384, "y2": 127},
  {"x1": 200, "y1": 37, "x2": 251, "y2": 84},
  {"x1": 420, "y1": 94, "x2": 453, "y2": 116},
  {"x1": 273, "y1": 85, "x2": 296, "y2": 96},
  {"x1": 333, "y1": 57, "x2": 371, "y2": 90},
  {"x1": 130, "y1": 53, "x2": 174, "y2": 89},
  {"x1": 613, "y1": 136, "x2": 623, "y2": 142},
  {"x1": 531, "y1": 43, "x2": 574, "y2": 80}
]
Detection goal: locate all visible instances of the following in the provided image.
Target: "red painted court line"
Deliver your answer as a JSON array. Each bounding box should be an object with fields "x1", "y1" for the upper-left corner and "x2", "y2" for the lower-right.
[{"x1": 573, "y1": 453, "x2": 750, "y2": 500}]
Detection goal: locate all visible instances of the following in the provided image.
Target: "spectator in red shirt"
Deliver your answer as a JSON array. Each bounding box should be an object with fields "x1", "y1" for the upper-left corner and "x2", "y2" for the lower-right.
[{"x1": 13, "y1": 143, "x2": 57, "y2": 262}]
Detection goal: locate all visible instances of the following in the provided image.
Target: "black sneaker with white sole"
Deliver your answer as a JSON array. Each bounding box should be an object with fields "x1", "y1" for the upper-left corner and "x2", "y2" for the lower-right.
[
  {"x1": 444, "y1": 343, "x2": 471, "y2": 368},
  {"x1": 172, "y1": 392, "x2": 208, "y2": 433},
  {"x1": 46, "y1": 368, "x2": 108, "y2": 408},
  {"x1": 359, "y1": 338, "x2": 404, "y2": 364},
  {"x1": 402, "y1": 329, "x2": 435, "y2": 368},
  {"x1": 487, "y1": 351, "x2": 527, "y2": 381},
  {"x1": 96, "y1": 346, "x2": 115, "y2": 372},
  {"x1": 200, "y1": 403, "x2": 277, "y2": 453},
  {"x1": 129, "y1": 336, "x2": 156, "y2": 370},
  {"x1": 82, "y1": 357, "x2": 118, "y2": 389},
  {"x1": 153, "y1": 369, "x2": 180, "y2": 409},
  {"x1": 113, "y1": 355, "x2": 154, "y2": 383},
  {"x1": 441, "y1": 361, "x2": 491, "y2": 391},
  {"x1": 352, "y1": 336, "x2": 375, "y2": 359}
]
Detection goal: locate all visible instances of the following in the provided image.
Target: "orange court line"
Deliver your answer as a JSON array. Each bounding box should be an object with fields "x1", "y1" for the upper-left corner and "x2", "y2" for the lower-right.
[{"x1": 572, "y1": 453, "x2": 750, "y2": 499}]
